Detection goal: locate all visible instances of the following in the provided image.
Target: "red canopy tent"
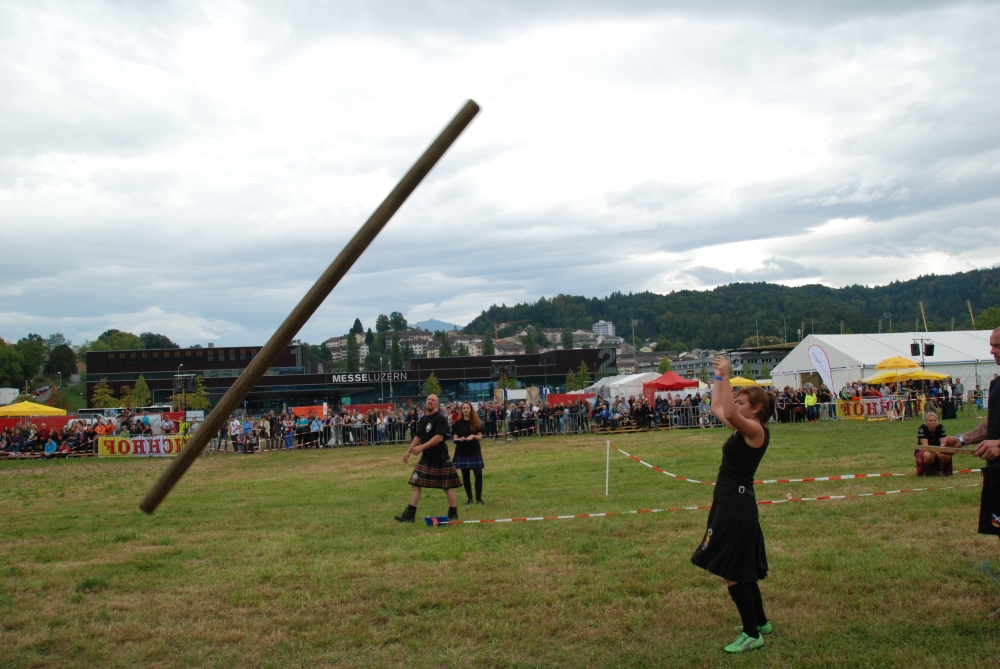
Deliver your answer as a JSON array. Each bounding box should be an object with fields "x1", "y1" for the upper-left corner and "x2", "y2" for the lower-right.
[{"x1": 642, "y1": 371, "x2": 699, "y2": 401}]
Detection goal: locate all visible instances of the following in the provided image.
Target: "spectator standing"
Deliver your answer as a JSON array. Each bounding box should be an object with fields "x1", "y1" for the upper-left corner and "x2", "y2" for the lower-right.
[{"x1": 452, "y1": 402, "x2": 486, "y2": 505}]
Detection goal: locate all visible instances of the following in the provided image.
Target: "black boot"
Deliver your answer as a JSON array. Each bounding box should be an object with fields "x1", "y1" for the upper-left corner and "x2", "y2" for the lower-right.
[
  {"x1": 447, "y1": 506, "x2": 459, "y2": 521},
  {"x1": 394, "y1": 505, "x2": 417, "y2": 523}
]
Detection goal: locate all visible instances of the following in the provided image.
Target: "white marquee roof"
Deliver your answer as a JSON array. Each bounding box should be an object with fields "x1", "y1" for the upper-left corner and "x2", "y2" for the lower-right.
[{"x1": 770, "y1": 330, "x2": 999, "y2": 388}]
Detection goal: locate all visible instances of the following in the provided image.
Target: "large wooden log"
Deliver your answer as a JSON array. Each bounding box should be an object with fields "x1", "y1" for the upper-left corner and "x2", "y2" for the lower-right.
[
  {"x1": 140, "y1": 100, "x2": 480, "y2": 514},
  {"x1": 913, "y1": 445, "x2": 979, "y2": 456}
]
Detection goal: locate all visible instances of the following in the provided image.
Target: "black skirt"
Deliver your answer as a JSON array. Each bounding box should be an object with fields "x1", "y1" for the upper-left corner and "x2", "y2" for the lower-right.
[
  {"x1": 979, "y1": 466, "x2": 1000, "y2": 536},
  {"x1": 691, "y1": 486, "x2": 768, "y2": 583}
]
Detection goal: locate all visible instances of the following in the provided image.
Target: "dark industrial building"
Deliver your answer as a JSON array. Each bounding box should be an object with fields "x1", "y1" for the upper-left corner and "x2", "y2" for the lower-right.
[{"x1": 85, "y1": 345, "x2": 616, "y2": 412}]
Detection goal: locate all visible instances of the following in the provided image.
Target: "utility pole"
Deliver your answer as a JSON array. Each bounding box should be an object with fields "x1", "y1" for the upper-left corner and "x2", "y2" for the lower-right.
[
  {"x1": 841, "y1": 320, "x2": 844, "y2": 335},
  {"x1": 878, "y1": 319, "x2": 882, "y2": 334},
  {"x1": 968, "y1": 300, "x2": 976, "y2": 329},
  {"x1": 919, "y1": 301, "x2": 929, "y2": 332},
  {"x1": 951, "y1": 317, "x2": 955, "y2": 331},
  {"x1": 883, "y1": 312, "x2": 891, "y2": 332}
]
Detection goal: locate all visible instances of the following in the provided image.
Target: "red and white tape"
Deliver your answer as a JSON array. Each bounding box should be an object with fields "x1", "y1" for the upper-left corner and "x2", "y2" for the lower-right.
[
  {"x1": 610, "y1": 444, "x2": 981, "y2": 486},
  {"x1": 436, "y1": 482, "x2": 981, "y2": 525}
]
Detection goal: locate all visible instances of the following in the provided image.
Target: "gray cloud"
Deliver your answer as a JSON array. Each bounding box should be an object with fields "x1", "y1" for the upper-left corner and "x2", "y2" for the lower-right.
[{"x1": 2, "y1": 1, "x2": 1000, "y2": 347}]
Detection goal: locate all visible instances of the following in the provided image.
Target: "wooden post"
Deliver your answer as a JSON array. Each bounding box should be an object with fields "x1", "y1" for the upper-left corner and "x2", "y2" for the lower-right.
[
  {"x1": 913, "y1": 445, "x2": 978, "y2": 456},
  {"x1": 140, "y1": 100, "x2": 480, "y2": 513}
]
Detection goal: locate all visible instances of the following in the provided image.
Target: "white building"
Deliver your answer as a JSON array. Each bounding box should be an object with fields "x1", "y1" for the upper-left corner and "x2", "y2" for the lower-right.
[
  {"x1": 593, "y1": 320, "x2": 616, "y2": 337},
  {"x1": 324, "y1": 333, "x2": 368, "y2": 363},
  {"x1": 770, "y1": 331, "x2": 1000, "y2": 391}
]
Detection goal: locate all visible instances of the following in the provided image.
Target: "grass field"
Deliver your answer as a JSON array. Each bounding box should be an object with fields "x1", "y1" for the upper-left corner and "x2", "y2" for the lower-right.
[{"x1": 2, "y1": 419, "x2": 999, "y2": 668}]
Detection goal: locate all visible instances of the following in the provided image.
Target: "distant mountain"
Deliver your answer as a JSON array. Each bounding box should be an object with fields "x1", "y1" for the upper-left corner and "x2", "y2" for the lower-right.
[
  {"x1": 462, "y1": 267, "x2": 1000, "y2": 351},
  {"x1": 413, "y1": 319, "x2": 462, "y2": 332}
]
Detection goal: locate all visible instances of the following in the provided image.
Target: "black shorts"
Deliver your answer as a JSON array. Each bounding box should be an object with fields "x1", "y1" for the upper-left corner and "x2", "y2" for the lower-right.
[{"x1": 978, "y1": 467, "x2": 1000, "y2": 536}]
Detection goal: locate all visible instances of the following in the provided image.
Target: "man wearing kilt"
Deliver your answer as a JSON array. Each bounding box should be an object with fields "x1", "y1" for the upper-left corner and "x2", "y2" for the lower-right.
[
  {"x1": 394, "y1": 394, "x2": 462, "y2": 523},
  {"x1": 940, "y1": 327, "x2": 1000, "y2": 542}
]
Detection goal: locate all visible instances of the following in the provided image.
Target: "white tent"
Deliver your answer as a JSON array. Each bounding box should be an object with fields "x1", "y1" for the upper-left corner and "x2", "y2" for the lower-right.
[
  {"x1": 585, "y1": 372, "x2": 661, "y2": 399},
  {"x1": 770, "y1": 331, "x2": 999, "y2": 391}
]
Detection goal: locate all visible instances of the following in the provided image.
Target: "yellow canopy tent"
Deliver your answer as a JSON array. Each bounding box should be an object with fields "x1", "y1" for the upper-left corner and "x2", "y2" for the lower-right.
[
  {"x1": 900, "y1": 369, "x2": 948, "y2": 381},
  {"x1": 874, "y1": 356, "x2": 919, "y2": 370},
  {"x1": 0, "y1": 401, "x2": 67, "y2": 417},
  {"x1": 860, "y1": 369, "x2": 909, "y2": 384},
  {"x1": 729, "y1": 377, "x2": 758, "y2": 387}
]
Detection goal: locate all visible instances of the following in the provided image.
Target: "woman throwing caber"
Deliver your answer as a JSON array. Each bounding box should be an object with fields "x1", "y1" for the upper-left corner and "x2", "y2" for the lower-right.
[{"x1": 691, "y1": 356, "x2": 775, "y2": 654}]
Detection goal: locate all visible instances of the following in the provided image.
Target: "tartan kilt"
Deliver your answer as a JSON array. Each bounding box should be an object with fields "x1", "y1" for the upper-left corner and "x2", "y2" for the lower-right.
[
  {"x1": 409, "y1": 459, "x2": 462, "y2": 489},
  {"x1": 452, "y1": 453, "x2": 485, "y2": 470}
]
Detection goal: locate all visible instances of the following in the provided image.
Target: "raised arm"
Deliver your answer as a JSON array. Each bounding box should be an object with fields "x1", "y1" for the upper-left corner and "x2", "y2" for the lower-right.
[{"x1": 709, "y1": 357, "x2": 765, "y2": 446}]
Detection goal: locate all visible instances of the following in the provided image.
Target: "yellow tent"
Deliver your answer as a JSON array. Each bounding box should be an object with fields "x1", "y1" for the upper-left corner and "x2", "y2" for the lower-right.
[
  {"x1": 0, "y1": 401, "x2": 67, "y2": 417},
  {"x1": 900, "y1": 369, "x2": 948, "y2": 381},
  {"x1": 875, "y1": 356, "x2": 919, "y2": 370},
  {"x1": 860, "y1": 369, "x2": 909, "y2": 384},
  {"x1": 729, "y1": 377, "x2": 758, "y2": 387}
]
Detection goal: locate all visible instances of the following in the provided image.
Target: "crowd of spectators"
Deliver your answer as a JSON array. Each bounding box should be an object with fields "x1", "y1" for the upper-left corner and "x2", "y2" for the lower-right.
[
  {"x1": 0, "y1": 409, "x2": 192, "y2": 459},
  {"x1": 5, "y1": 374, "x2": 993, "y2": 459},
  {"x1": 1, "y1": 419, "x2": 95, "y2": 458}
]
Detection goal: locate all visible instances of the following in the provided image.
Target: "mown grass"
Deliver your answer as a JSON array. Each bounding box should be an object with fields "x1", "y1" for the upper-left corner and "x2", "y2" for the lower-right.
[{"x1": 0, "y1": 418, "x2": 998, "y2": 667}]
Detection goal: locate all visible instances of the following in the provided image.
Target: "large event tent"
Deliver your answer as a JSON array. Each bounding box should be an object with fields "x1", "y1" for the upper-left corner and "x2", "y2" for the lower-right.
[
  {"x1": 770, "y1": 331, "x2": 1000, "y2": 391},
  {"x1": 584, "y1": 372, "x2": 660, "y2": 399},
  {"x1": 642, "y1": 371, "x2": 699, "y2": 400}
]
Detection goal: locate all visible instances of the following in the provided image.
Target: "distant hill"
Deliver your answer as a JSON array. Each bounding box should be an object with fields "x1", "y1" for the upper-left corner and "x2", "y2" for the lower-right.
[
  {"x1": 462, "y1": 267, "x2": 1000, "y2": 351},
  {"x1": 413, "y1": 319, "x2": 462, "y2": 332}
]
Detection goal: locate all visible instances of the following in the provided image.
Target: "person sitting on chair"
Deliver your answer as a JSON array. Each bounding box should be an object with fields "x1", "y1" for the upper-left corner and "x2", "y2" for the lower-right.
[{"x1": 916, "y1": 411, "x2": 952, "y2": 476}]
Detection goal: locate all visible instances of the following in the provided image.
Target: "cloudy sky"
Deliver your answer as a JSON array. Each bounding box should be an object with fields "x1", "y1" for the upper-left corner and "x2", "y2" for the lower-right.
[{"x1": 2, "y1": 0, "x2": 999, "y2": 347}]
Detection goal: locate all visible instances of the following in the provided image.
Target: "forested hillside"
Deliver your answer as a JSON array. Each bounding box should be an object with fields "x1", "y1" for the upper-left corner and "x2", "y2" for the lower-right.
[{"x1": 463, "y1": 267, "x2": 1000, "y2": 350}]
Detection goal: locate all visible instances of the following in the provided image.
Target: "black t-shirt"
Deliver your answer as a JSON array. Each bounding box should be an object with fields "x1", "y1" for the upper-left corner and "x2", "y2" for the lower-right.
[
  {"x1": 717, "y1": 428, "x2": 769, "y2": 490},
  {"x1": 451, "y1": 418, "x2": 482, "y2": 458},
  {"x1": 986, "y1": 378, "x2": 1000, "y2": 469},
  {"x1": 416, "y1": 410, "x2": 451, "y2": 465},
  {"x1": 917, "y1": 423, "x2": 945, "y2": 446}
]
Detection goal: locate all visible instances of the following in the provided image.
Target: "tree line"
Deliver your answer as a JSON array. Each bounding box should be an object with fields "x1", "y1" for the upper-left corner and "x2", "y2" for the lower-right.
[{"x1": 462, "y1": 267, "x2": 1000, "y2": 351}]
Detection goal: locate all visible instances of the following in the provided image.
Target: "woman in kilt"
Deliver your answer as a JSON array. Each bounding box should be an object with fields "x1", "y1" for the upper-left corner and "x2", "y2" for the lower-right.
[
  {"x1": 452, "y1": 402, "x2": 486, "y2": 505},
  {"x1": 394, "y1": 395, "x2": 462, "y2": 523},
  {"x1": 691, "y1": 356, "x2": 775, "y2": 654}
]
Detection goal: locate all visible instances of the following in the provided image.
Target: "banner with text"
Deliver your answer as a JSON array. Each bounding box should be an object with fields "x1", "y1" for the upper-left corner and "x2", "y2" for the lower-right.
[
  {"x1": 835, "y1": 396, "x2": 926, "y2": 420},
  {"x1": 97, "y1": 435, "x2": 190, "y2": 457}
]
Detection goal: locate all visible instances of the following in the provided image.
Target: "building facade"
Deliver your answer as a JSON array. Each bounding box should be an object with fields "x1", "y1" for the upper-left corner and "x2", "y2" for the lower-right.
[{"x1": 86, "y1": 345, "x2": 618, "y2": 412}]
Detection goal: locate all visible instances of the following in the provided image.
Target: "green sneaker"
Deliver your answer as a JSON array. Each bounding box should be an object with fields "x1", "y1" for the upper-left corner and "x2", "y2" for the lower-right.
[
  {"x1": 723, "y1": 632, "x2": 764, "y2": 653},
  {"x1": 733, "y1": 621, "x2": 772, "y2": 635}
]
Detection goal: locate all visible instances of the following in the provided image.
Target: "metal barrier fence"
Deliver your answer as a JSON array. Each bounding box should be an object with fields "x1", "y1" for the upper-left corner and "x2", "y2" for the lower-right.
[
  {"x1": 592, "y1": 406, "x2": 723, "y2": 431},
  {"x1": 772, "y1": 395, "x2": 987, "y2": 424}
]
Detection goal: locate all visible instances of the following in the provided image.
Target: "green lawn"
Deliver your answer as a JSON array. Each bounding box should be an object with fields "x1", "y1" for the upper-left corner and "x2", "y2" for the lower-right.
[{"x1": 1, "y1": 419, "x2": 998, "y2": 667}]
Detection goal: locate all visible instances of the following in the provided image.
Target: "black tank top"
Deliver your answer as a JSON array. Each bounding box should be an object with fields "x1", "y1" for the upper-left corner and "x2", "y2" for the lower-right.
[{"x1": 716, "y1": 428, "x2": 769, "y2": 489}]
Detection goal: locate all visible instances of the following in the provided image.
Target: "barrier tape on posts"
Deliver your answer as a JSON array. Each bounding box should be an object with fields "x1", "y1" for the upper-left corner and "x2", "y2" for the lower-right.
[
  {"x1": 428, "y1": 482, "x2": 981, "y2": 526},
  {"x1": 610, "y1": 444, "x2": 981, "y2": 485}
]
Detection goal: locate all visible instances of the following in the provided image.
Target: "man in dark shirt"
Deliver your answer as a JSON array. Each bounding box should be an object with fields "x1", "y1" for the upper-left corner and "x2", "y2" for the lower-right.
[
  {"x1": 394, "y1": 395, "x2": 460, "y2": 522},
  {"x1": 940, "y1": 327, "x2": 1000, "y2": 539}
]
